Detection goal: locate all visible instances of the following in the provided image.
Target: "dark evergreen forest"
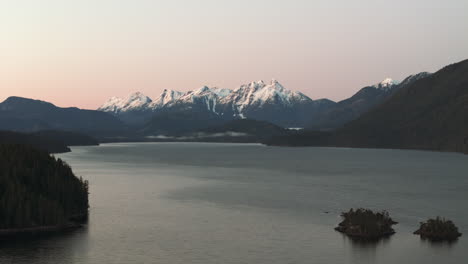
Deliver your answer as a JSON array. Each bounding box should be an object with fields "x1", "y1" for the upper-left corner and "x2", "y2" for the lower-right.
[{"x1": 0, "y1": 144, "x2": 88, "y2": 229}]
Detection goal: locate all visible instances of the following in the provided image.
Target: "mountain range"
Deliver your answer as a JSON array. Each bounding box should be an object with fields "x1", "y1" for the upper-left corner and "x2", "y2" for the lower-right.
[
  {"x1": 267, "y1": 59, "x2": 468, "y2": 154},
  {"x1": 1, "y1": 59, "x2": 466, "y2": 154},
  {"x1": 98, "y1": 75, "x2": 431, "y2": 130},
  {"x1": 98, "y1": 79, "x2": 335, "y2": 128}
]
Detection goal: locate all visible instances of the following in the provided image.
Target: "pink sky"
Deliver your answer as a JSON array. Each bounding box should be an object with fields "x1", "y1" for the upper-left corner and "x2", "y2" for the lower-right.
[{"x1": 1, "y1": 0, "x2": 467, "y2": 109}]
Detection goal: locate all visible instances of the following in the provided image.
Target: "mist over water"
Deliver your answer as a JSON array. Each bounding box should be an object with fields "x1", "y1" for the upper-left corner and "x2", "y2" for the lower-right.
[{"x1": 1, "y1": 143, "x2": 467, "y2": 264}]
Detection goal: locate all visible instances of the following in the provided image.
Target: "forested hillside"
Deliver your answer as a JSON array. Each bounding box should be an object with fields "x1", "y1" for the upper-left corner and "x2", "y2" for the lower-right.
[
  {"x1": 266, "y1": 59, "x2": 468, "y2": 155},
  {"x1": 32, "y1": 130, "x2": 99, "y2": 147},
  {"x1": 0, "y1": 144, "x2": 89, "y2": 229},
  {"x1": 0, "y1": 131, "x2": 71, "y2": 153},
  {"x1": 332, "y1": 59, "x2": 468, "y2": 153},
  {"x1": 0, "y1": 130, "x2": 99, "y2": 153}
]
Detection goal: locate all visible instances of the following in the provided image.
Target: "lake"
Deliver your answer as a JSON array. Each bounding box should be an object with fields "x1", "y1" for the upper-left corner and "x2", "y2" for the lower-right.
[{"x1": 1, "y1": 142, "x2": 467, "y2": 264}]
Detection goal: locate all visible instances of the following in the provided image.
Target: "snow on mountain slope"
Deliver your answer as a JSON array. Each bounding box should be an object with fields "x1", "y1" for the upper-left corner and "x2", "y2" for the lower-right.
[
  {"x1": 98, "y1": 92, "x2": 152, "y2": 113},
  {"x1": 98, "y1": 80, "x2": 312, "y2": 116},
  {"x1": 149, "y1": 89, "x2": 183, "y2": 109},
  {"x1": 211, "y1": 87, "x2": 232, "y2": 97},
  {"x1": 98, "y1": 80, "x2": 321, "y2": 126},
  {"x1": 373, "y1": 78, "x2": 400, "y2": 91},
  {"x1": 219, "y1": 79, "x2": 313, "y2": 116},
  {"x1": 98, "y1": 97, "x2": 124, "y2": 113},
  {"x1": 164, "y1": 86, "x2": 235, "y2": 114}
]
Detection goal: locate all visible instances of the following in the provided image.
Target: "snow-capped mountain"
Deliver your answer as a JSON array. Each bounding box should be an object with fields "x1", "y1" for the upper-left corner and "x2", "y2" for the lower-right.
[
  {"x1": 165, "y1": 86, "x2": 226, "y2": 114},
  {"x1": 219, "y1": 79, "x2": 314, "y2": 118},
  {"x1": 98, "y1": 79, "x2": 330, "y2": 127},
  {"x1": 99, "y1": 92, "x2": 152, "y2": 114},
  {"x1": 148, "y1": 89, "x2": 183, "y2": 109},
  {"x1": 373, "y1": 78, "x2": 400, "y2": 91}
]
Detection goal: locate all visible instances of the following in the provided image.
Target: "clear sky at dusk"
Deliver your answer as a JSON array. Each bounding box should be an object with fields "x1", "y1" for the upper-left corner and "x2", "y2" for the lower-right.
[{"x1": 1, "y1": 0, "x2": 467, "y2": 109}]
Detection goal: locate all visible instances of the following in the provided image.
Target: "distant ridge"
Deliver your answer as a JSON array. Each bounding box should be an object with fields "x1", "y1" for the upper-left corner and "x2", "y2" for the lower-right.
[
  {"x1": 0, "y1": 97, "x2": 125, "y2": 135},
  {"x1": 333, "y1": 59, "x2": 468, "y2": 153},
  {"x1": 267, "y1": 59, "x2": 468, "y2": 154},
  {"x1": 307, "y1": 73, "x2": 432, "y2": 130}
]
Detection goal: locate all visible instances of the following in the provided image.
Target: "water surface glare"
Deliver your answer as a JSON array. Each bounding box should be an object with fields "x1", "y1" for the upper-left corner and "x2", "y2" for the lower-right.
[{"x1": 1, "y1": 142, "x2": 467, "y2": 264}]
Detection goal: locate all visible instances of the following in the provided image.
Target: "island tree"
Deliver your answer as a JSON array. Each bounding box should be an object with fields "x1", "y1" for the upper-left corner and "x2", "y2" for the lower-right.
[
  {"x1": 414, "y1": 217, "x2": 462, "y2": 241},
  {"x1": 335, "y1": 208, "x2": 398, "y2": 240}
]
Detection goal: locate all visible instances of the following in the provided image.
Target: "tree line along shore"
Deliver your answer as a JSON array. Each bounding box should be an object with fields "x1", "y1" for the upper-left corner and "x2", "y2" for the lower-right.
[{"x1": 0, "y1": 144, "x2": 89, "y2": 238}]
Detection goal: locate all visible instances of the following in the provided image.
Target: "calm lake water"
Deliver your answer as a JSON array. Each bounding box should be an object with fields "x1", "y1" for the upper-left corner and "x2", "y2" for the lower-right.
[{"x1": 1, "y1": 142, "x2": 468, "y2": 264}]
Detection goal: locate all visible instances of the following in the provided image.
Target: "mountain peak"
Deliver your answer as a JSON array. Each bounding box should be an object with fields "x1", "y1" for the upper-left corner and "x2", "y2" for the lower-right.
[
  {"x1": 373, "y1": 78, "x2": 400, "y2": 90},
  {"x1": 127, "y1": 91, "x2": 151, "y2": 101},
  {"x1": 194, "y1": 86, "x2": 211, "y2": 94},
  {"x1": 381, "y1": 78, "x2": 398, "y2": 86},
  {"x1": 150, "y1": 89, "x2": 183, "y2": 109},
  {"x1": 268, "y1": 79, "x2": 285, "y2": 90},
  {"x1": 98, "y1": 92, "x2": 152, "y2": 113}
]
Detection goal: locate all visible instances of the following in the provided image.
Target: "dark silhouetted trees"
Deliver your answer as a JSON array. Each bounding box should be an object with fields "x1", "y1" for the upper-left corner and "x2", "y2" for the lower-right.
[
  {"x1": 0, "y1": 144, "x2": 88, "y2": 229},
  {"x1": 335, "y1": 208, "x2": 398, "y2": 240},
  {"x1": 414, "y1": 217, "x2": 462, "y2": 241}
]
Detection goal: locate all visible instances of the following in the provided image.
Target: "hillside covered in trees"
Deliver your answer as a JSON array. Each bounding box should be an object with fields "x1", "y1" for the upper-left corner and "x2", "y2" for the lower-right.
[
  {"x1": 0, "y1": 131, "x2": 71, "y2": 153},
  {"x1": 0, "y1": 130, "x2": 99, "y2": 154},
  {"x1": 0, "y1": 144, "x2": 89, "y2": 231},
  {"x1": 266, "y1": 59, "x2": 468, "y2": 154}
]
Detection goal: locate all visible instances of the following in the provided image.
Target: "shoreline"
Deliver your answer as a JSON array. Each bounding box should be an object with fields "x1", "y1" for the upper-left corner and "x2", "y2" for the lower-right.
[
  {"x1": 0, "y1": 223, "x2": 83, "y2": 239},
  {"x1": 0, "y1": 213, "x2": 88, "y2": 239},
  {"x1": 78, "y1": 140, "x2": 468, "y2": 157}
]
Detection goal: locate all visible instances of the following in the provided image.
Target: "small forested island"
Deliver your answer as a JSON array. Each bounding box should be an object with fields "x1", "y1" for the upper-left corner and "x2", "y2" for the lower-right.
[
  {"x1": 414, "y1": 217, "x2": 462, "y2": 241},
  {"x1": 335, "y1": 208, "x2": 398, "y2": 240},
  {"x1": 0, "y1": 144, "x2": 89, "y2": 237}
]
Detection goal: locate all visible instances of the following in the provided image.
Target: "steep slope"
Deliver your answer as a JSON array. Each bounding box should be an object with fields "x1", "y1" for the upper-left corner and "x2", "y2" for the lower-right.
[
  {"x1": 333, "y1": 59, "x2": 468, "y2": 153},
  {"x1": 0, "y1": 97, "x2": 125, "y2": 135},
  {"x1": 149, "y1": 89, "x2": 184, "y2": 109},
  {"x1": 98, "y1": 92, "x2": 155, "y2": 125},
  {"x1": 0, "y1": 144, "x2": 88, "y2": 231},
  {"x1": 164, "y1": 86, "x2": 231, "y2": 115},
  {"x1": 99, "y1": 92, "x2": 152, "y2": 113},
  {"x1": 267, "y1": 59, "x2": 468, "y2": 154},
  {"x1": 308, "y1": 73, "x2": 431, "y2": 130},
  {"x1": 217, "y1": 79, "x2": 334, "y2": 127}
]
